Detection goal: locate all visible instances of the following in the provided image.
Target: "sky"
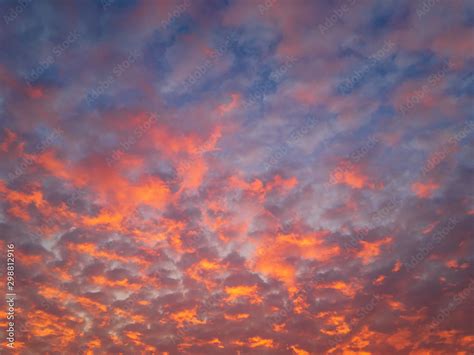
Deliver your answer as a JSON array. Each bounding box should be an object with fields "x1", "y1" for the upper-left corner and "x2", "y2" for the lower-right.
[{"x1": 0, "y1": 0, "x2": 473, "y2": 353}]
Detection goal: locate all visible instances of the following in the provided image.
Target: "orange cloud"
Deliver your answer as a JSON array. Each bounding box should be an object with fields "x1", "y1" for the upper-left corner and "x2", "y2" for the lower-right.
[
  {"x1": 178, "y1": 157, "x2": 207, "y2": 190},
  {"x1": 329, "y1": 325, "x2": 383, "y2": 354},
  {"x1": 187, "y1": 259, "x2": 222, "y2": 289},
  {"x1": 386, "y1": 298, "x2": 406, "y2": 311},
  {"x1": 217, "y1": 93, "x2": 240, "y2": 115},
  {"x1": 392, "y1": 260, "x2": 402, "y2": 272},
  {"x1": 411, "y1": 181, "x2": 440, "y2": 198},
  {"x1": 386, "y1": 328, "x2": 412, "y2": 351},
  {"x1": 273, "y1": 323, "x2": 286, "y2": 332},
  {"x1": 331, "y1": 168, "x2": 380, "y2": 190},
  {"x1": 321, "y1": 280, "x2": 360, "y2": 297},
  {"x1": 373, "y1": 275, "x2": 385, "y2": 285},
  {"x1": 254, "y1": 231, "x2": 339, "y2": 290},
  {"x1": 0, "y1": 183, "x2": 60, "y2": 223},
  {"x1": 36, "y1": 150, "x2": 88, "y2": 187},
  {"x1": 320, "y1": 314, "x2": 351, "y2": 336},
  {"x1": 114, "y1": 308, "x2": 146, "y2": 323},
  {"x1": 225, "y1": 285, "x2": 262, "y2": 304},
  {"x1": 267, "y1": 175, "x2": 298, "y2": 191},
  {"x1": 84, "y1": 338, "x2": 102, "y2": 353},
  {"x1": 293, "y1": 292, "x2": 309, "y2": 314},
  {"x1": 248, "y1": 336, "x2": 275, "y2": 348},
  {"x1": 290, "y1": 345, "x2": 310, "y2": 355},
  {"x1": 27, "y1": 310, "x2": 78, "y2": 348},
  {"x1": 82, "y1": 210, "x2": 124, "y2": 229},
  {"x1": 224, "y1": 313, "x2": 250, "y2": 321},
  {"x1": 91, "y1": 275, "x2": 141, "y2": 291},
  {"x1": 170, "y1": 307, "x2": 206, "y2": 328},
  {"x1": 229, "y1": 174, "x2": 298, "y2": 201},
  {"x1": 38, "y1": 285, "x2": 107, "y2": 313},
  {"x1": 356, "y1": 236, "x2": 393, "y2": 264},
  {"x1": 69, "y1": 242, "x2": 148, "y2": 267}
]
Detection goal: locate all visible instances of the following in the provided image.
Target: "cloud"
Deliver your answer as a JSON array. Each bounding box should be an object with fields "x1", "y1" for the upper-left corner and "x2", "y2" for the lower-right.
[{"x1": 0, "y1": 0, "x2": 473, "y2": 353}]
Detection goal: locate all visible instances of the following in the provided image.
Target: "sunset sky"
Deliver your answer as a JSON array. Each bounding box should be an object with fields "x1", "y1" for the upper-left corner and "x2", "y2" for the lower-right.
[{"x1": 0, "y1": 0, "x2": 473, "y2": 353}]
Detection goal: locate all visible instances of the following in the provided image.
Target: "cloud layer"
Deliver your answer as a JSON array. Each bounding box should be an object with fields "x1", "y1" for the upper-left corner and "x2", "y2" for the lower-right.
[{"x1": 0, "y1": 0, "x2": 473, "y2": 353}]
